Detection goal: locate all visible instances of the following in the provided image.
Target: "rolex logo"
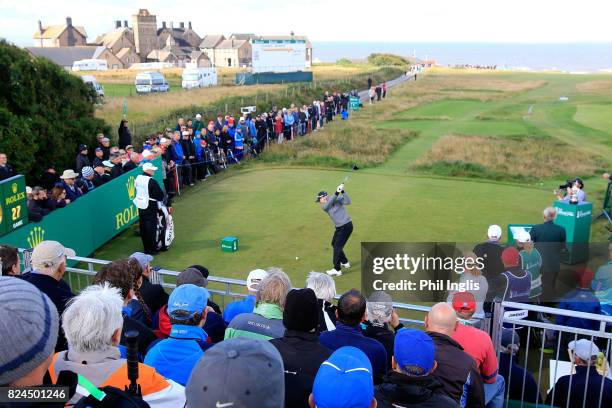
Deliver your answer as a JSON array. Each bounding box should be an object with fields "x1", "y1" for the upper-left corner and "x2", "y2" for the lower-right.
[
  {"x1": 11, "y1": 183, "x2": 17, "y2": 194},
  {"x1": 27, "y1": 226, "x2": 45, "y2": 248},
  {"x1": 126, "y1": 176, "x2": 136, "y2": 200},
  {"x1": 0, "y1": 205, "x2": 3, "y2": 225}
]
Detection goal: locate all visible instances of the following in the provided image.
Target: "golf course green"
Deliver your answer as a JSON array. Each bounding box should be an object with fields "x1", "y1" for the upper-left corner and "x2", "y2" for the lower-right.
[{"x1": 95, "y1": 70, "x2": 612, "y2": 293}]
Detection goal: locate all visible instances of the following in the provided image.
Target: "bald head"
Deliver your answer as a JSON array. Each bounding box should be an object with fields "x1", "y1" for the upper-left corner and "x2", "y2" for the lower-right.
[{"x1": 425, "y1": 302, "x2": 458, "y2": 336}]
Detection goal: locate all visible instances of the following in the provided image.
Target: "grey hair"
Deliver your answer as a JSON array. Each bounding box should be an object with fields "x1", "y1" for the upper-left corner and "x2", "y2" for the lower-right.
[
  {"x1": 257, "y1": 269, "x2": 292, "y2": 309},
  {"x1": 366, "y1": 291, "x2": 393, "y2": 324},
  {"x1": 543, "y1": 207, "x2": 557, "y2": 220},
  {"x1": 306, "y1": 272, "x2": 337, "y2": 302},
  {"x1": 62, "y1": 283, "x2": 124, "y2": 353}
]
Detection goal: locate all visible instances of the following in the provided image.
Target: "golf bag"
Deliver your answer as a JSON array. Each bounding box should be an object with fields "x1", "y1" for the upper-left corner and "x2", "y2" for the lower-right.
[{"x1": 155, "y1": 202, "x2": 174, "y2": 251}]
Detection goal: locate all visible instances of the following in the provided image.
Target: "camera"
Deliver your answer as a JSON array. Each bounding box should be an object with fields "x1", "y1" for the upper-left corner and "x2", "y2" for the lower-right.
[{"x1": 559, "y1": 178, "x2": 584, "y2": 190}]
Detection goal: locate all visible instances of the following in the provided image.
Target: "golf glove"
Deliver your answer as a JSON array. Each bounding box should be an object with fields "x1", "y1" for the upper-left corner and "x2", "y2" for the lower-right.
[{"x1": 337, "y1": 184, "x2": 345, "y2": 193}]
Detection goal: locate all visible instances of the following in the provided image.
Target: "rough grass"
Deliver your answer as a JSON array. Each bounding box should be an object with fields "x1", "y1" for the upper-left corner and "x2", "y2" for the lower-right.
[
  {"x1": 413, "y1": 134, "x2": 606, "y2": 180},
  {"x1": 575, "y1": 79, "x2": 612, "y2": 95}
]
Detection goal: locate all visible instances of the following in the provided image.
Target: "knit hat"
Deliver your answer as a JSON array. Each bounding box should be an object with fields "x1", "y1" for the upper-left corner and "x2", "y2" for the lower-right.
[
  {"x1": 177, "y1": 267, "x2": 208, "y2": 288},
  {"x1": 0, "y1": 277, "x2": 59, "y2": 384},
  {"x1": 81, "y1": 166, "x2": 94, "y2": 178},
  {"x1": 283, "y1": 288, "x2": 319, "y2": 332},
  {"x1": 501, "y1": 247, "x2": 520, "y2": 267},
  {"x1": 185, "y1": 337, "x2": 284, "y2": 408},
  {"x1": 188, "y1": 264, "x2": 210, "y2": 279}
]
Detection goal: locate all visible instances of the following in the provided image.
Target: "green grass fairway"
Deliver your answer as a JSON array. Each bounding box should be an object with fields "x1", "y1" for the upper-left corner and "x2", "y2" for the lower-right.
[{"x1": 97, "y1": 70, "x2": 612, "y2": 291}]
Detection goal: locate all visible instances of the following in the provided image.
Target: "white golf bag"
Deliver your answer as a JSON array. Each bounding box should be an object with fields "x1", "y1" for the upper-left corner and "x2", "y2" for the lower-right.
[{"x1": 156, "y1": 202, "x2": 175, "y2": 251}]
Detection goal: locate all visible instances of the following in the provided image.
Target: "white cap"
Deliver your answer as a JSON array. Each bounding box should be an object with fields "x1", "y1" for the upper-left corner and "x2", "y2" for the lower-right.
[
  {"x1": 182, "y1": 131, "x2": 190, "y2": 136},
  {"x1": 160, "y1": 138, "x2": 169, "y2": 145},
  {"x1": 142, "y1": 162, "x2": 158, "y2": 172},
  {"x1": 31, "y1": 240, "x2": 75, "y2": 269},
  {"x1": 569, "y1": 339, "x2": 600, "y2": 361},
  {"x1": 102, "y1": 160, "x2": 114, "y2": 168},
  {"x1": 246, "y1": 269, "x2": 268, "y2": 292},
  {"x1": 487, "y1": 225, "x2": 502, "y2": 240},
  {"x1": 142, "y1": 150, "x2": 153, "y2": 159},
  {"x1": 239, "y1": 117, "x2": 245, "y2": 122},
  {"x1": 195, "y1": 113, "x2": 202, "y2": 119},
  {"x1": 516, "y1": 230, "x2": 531, "y2": 243}
]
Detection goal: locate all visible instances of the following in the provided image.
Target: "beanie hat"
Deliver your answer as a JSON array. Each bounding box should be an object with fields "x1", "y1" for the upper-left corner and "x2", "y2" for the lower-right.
[
  {"x1": 177, "y1": 268, "x2": 208, "y2": 288},
  {"x1": 283, "y1": 288, "x2": 319, "y2": 332},
  {"x1": 81, "y1": 166, "x2": 94, "y2": 178},
  {"x1": 501, "y1": 247, "x2": 520, "y2": 267},
  {"x1": 0, "y1": 277, "x2": 59, "y2": 384}
]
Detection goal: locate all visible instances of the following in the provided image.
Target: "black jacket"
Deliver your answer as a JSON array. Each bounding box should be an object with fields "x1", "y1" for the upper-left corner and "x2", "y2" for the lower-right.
[
  {"x1": 270, "y1": 330, "x2": 333, "y2": 408},
  {"x1": 139, "y1": 276, "x2": 169, "y2": 316},
  {"x1": 110, "y1": 163, "x2": 123, "y2": 179},
  {"x1": 180, "y1": 138, "x2": 195, "y2": 159},
  {"x1": 364, "y1": 322, "x2": 404, "y2": 370},
  {"x1": 27, "y1": 199, "x2": 52, "y2": 222},
  {"x1": 75, "y1": 154, "x2": 91, "y2": 174},
  {"x1": 473, "y1": 241, "x2": 505, "y2": 282},
  {"x1": 92, "y1": 172, "x2": 110, "y2": 187},
  {"x1": 20, "y1": 272, "x2": 74, "y2": 351},
  {"x1": 0, "y1": 164, "x2": 15, "y2": 181},
  {"x1": 530, "y1": 220, "x2": 566, "y2": 272},
  {"x1": 121, "y1": 313, "x2": 157, "y2": 356},
  {"x1": 118, "y1": 125, "x2": 132, "y2": 149},
  {"x1": 427, "y1": 331, "x2": 485, "y2": 407},
  {"x1": 546, "y1": 365, "x2": 612, "y2": 408},
  {"x1": 375, "y1": 371, "x2": 459, "y2": 408},
  {"x1": 123, "y1": 161, "x2": 138, "y2": 172},
  {"x1": 316, "y1": 299, "x2": 337, "y2": 333},
  {"x1": 139, "y1": 175, "x2": 165, "y2": 216}
]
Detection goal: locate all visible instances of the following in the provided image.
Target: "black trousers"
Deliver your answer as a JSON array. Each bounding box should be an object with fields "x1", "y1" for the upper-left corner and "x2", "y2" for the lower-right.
[
  {"x1": 139, "y1": 212, "x2": 158, "y2": 255},
  {"x1": 331, "y1": 221, "x2": 353, "y2": 270}
]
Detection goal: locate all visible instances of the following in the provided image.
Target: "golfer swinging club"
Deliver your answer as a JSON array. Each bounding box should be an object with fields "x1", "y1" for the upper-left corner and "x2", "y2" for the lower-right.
[{"x1": 316, "y1": 183, "x2": 353, "y2": 276}]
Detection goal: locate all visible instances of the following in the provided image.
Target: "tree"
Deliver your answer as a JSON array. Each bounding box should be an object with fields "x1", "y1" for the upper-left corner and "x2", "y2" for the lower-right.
[{"x1": 0, "y1": 40, "x2": 108, "y2": 183}]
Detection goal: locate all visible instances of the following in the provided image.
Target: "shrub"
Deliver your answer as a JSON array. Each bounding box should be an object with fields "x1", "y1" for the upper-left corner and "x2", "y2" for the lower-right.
[{"x1": 367, "y1": 53, "x2": 410, "y2": 67}]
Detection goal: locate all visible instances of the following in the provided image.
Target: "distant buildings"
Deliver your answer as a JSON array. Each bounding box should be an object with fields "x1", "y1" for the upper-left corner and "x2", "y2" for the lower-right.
[{"x1": 29, "y1": 10, "x2": 311, "y2": 71}]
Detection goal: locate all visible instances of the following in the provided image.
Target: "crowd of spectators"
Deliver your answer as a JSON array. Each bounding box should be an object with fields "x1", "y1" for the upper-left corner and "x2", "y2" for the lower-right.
[{"x1": 1, "y1": 232, "x2": 611, "y2": 407}]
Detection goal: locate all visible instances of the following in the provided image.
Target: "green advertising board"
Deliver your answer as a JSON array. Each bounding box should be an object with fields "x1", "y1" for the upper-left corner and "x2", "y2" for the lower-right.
[
  {"x1": 553, "y1": 200, "x2": 592, "y2": 264},
  {"x1": 0, "y1": 159, "x2": 163, "y2": 256},
  {"x1": 0, "y1": 175, "x2": 28, "y2": 236},
  {"x1": 349, "y1": 96, "x2": 361, "y2": 111}
]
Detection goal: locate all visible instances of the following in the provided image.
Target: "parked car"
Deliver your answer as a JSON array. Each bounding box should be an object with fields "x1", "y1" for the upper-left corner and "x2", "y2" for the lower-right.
[
  {"x1": 182, "y1": 67, "x2": 218, "y2": 89},
  {"x1": 135, "y1": 72, "x2": 170, "y2": 95},
  {"x1": 80, "y1": 75, "x2": 105, "y2": 99},
  {"x1": 72, "y1": 59, "x2": 108, "y2": 71}
]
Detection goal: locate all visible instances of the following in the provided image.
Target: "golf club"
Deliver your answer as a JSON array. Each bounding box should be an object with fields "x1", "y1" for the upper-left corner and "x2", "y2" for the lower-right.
[{"x1": 341, "y1": 163, "x2": 359, "y2": 184}]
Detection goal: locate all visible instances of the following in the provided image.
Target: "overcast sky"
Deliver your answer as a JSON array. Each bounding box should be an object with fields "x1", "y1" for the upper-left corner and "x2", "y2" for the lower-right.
[{"x1": 1, "y1": 0, "x2": 612, "y2": 46}]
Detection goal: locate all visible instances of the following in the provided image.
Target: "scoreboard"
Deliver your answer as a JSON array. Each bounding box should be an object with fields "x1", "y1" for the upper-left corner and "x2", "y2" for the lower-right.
[
  {"x1": 251, "y1": 39, "x2": 306, "y2": 73},
  {"x1": 0, "y1": 175, "x2": 28, "y2": 236}
]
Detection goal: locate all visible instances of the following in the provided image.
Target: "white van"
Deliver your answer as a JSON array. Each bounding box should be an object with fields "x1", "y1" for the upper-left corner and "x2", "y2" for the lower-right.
[
  {"x1": 182, "y1": 67, "x2": 218, "y2": 89},
  {"x1": 80, "y1": 75, "x2": 105, "y2": 99},
  {"x1": 135, "y1": 72, "x2": 170, "y2": 94},
  {"x1": 72, "y1": 59, "x2": 108, "y2": 71}
]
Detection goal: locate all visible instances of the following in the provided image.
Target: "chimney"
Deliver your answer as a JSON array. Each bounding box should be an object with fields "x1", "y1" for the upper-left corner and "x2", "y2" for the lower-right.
[
  {"x1": 38, "y1": 20, "x2": 43, "y2": 34},
  {"x1": 115, "y1": 20, "x2": 121, "y2": 29},
  {"x1": 162, "y1": 21, "x2": 166, "y2": 29},
  {"x1": 188, "y1": 21, "x2": 192, "y2": 30},
  {"x1": 180, "y1": 22, "x2": 185, "y2": 29},
  {"x1": 123, "y1": 20, "x2": 128, "y2": 28},
  {"x1": 169, "y1": 21, "x2": 173, "y2": 30},
  {"x1": 66, "y1": 16, "x2": 72, "y2": 27}
]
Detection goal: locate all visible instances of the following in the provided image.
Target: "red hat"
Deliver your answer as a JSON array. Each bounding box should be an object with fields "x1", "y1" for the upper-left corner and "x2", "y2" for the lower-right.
[
  {"x1": 574, "y1": 267, "x2": 594, "y2": 288},
  {"x1": 501, "y1": 247, "x2": 520, "y2": 267},
  {"x1": 452, "y1": 292, "x2": 476, "y2": 313}
]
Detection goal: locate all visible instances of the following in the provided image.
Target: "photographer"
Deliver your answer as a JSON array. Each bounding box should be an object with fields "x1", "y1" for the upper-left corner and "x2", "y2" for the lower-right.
[{"x1": 555, "y1": 178, "x2": 587, "y2": 204}]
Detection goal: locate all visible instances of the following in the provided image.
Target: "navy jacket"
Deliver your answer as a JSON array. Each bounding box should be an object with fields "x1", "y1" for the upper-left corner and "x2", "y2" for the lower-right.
[
  {"x1": 375, "y1": 371, "x2": 459, "y2": 408},
  {"x1": 498, "y1": 353, "x2": 542, "y2": 404},
  {"x1": 546, "y1": 365, "x2": 612, "y2": 407},
  {"x1": 319, "y1": 322, "x2": 388, "y2": 383},
  {"x1": 530, "y1": 221, "x2": 566, "y2": 272},
  {"x1": 557, "y1": 289, "x2": 602, "y2": 331}
]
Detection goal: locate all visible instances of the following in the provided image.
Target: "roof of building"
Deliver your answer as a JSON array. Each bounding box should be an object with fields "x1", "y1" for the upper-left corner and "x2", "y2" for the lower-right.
[
  {"x1": 215, "y1": 39, "x2": 249, "y2": 50},
  {"x1": 157, "y1": 28, "x2": 192, "y2": 47},
  {"x1": 190, "y1": 50, "x2": 212, "y2": 66},
  {"x1": 94, "y1": 27, "x2": 134, "y2": 49},
  {"x1": 116, "y1": 47, "x2": 136, "y2": 60},
  {"x1": 199, "y1": 34, "x2": 225, "y2": 49},
  {"x1": 26, "y1": 46, "x2": 107, "y2": 66},
  {"x1": 229, "y1": 33, "x2": 255, "y2": 41},
  {"x1": 253, "y1": 35, "x2": 312, "y2": 48},
  {"x1": 33, "y1": 24, "x2": 87, "y2": 40},
  {"x1": 146, "y1": 49, "x2": 176, "y2": 62}
]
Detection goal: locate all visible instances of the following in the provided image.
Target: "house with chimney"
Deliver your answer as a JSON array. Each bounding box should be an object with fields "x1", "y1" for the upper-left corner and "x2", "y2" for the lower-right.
[
  {"x1": 213, "y1": 38, "x2": 252, "y2": 67},
  {"x1": 157, "y1": 21, "x2": 201, "y2": 49},
  {"x1": 26, "y1": 46, "x2": 123, "y2": 70},
  {"x1": 33, "y1": 17, "x2": 87, "y2": 47},
  {"x1": 93, "y1": 21, "x2": 139, "y2": 67},
  {"x1": 199, "y1": 34, "x2": 225, "y2": 66}
]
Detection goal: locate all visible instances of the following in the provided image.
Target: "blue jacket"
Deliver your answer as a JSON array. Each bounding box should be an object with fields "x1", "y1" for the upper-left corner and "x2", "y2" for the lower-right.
[
  {"x1": 546, "y1": 365, "x2": 612, "y2": 407},
  {"x1": 248, "y1": 120, "x2": 257, "y2": 139},
  {"x1": 223, "y1": 294, "x2": 256, "y2": 323},
  {"x1": 62, "y1": 181, "x2": 82, "y2": 202},
  {"x1": 499, "y1": 353, "x2": 541, "y2": 404},
  {"x1": 557, "y1": 288, "x2": 601, "y2": 330},
  {"x1": 319, "y1": 322, "x2": 387, "y2": 381},
  {"x1": 234, "y1": 130, "x2": 244, "y2": 149},
  {"x1": 144, "y1": 324, "x2": 211, "y2": 386},
  {"x1": 284, "y1": 113, "x2": 295, "y2": 126},
  {"x1": 193, "y1": 136, "x2": 204, "y2": 160},
  {"x1": 170, "y1": 141, "x2": 184, "y2": 165}
]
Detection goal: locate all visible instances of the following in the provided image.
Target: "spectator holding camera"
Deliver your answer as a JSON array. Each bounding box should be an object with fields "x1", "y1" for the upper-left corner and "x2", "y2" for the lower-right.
[{"x1": 555, "y1": 178, "x2": 587, "y2": 203}]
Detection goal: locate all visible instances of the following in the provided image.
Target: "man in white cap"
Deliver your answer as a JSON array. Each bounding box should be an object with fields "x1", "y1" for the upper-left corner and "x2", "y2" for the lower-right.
[
  {"x1": 516, "y1": 229, "x2": 543, "y2": 300},
  {"x1": 133, "y1": 162, "x2": 165, "y2": 255},
  {"x1": 473, "y1": 224, "x2": 506, "y2": 282},
  {"x1": 223, "y1": 269, "x2": 268, "y2": 324},
  {"x1": 21, "y1": 240, "x2": 76, "y2": 351},
  {"x1": 546, "y1": 339, "x2": 612, "y2": 407},
  {"x1": 60, "y1": 169, "x2": 82, "y2": 202}
]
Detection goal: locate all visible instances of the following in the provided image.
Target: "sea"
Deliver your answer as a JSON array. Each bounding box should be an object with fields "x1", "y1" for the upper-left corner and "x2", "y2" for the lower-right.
[{"x1": 312, "y1": 42, "x2": 612, "y2": 73}]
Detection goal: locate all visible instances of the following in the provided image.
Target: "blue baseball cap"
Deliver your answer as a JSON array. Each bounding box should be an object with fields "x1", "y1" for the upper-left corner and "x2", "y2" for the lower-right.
[
  {"x1": 394, "y1": 329, "x2": 435, "y2": 376},
  {"x1": 312, "y1": 346, "x2": 373, "y2": 408},
  {"x1": 168, "y1": 284, "x2": 209, "y2": 320}
]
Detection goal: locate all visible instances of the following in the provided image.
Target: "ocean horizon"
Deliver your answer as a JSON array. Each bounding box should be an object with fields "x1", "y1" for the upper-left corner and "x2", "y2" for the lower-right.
[{"x1": 312, "y1": 42, "x2": 612, "y2": 73}]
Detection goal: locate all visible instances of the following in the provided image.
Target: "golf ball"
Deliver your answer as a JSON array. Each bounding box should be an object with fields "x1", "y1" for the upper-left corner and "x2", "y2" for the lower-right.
[{"x1": 295, "y1": 257, "x2": 299, "y2": 260}]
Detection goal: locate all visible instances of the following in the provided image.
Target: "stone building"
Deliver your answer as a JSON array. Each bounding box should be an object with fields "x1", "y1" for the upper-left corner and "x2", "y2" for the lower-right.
[
  {"x1": 33, "y1": 17, "x2": 87, "y2": 47},
  {"x1": 132, "y1": 9, "x2": 158, "y2": 62},
  {"x1": 213, "y1": 39, "x2": 252, "y2": 68}
]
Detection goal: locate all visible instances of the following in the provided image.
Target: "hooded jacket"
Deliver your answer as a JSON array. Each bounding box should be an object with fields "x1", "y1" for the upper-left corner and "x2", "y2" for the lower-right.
[
  {"x1": 427, "y1": 331, "x2": 485, "y2": 408},
  {"x1": 224, "y1": 302, "x2": 285, "y2": 340},
  {"x1": 375, "y1": 371, "x2": 459, "y2": 407}
]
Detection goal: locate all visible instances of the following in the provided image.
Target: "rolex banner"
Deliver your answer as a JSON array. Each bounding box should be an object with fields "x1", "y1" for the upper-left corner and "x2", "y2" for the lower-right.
[
  {"x1": 0, "y1": 159, "x2": 164, "y2": 257},
  {"x1": 0, "y1": 175, "x2": 28, "y2": 236}
]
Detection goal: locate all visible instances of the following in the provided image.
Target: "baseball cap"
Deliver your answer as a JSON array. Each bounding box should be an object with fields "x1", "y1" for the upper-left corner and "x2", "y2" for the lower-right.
[
  {"x1": 195, "y1": 113, "x2": 202, "y2": 119},
  {"x1": 501, "y1": 247, "x2": 520, "y2": 267},
  {"x1": 182, "y1": 131, "x2": 190, "y2": 136},
  {"x1": 142, "y1": 150, "x2": 154, "y2": 159},
  {"x1": 177, "y1": 267, "x2": 208, "y2": 288},
  {"x1": 246, "y1": 269, "x2": 268, "y2": 292},
  {"x1": 78, "y1": 144, "x2": 88, "y2": 152},
  {"x1": 142, "y1": 162, "x2": 158, "y2": 172},
  {"x1": 488, "y1": 224, "x2": 502, "y2": 239},
  {"x1": 95, "y1": 147, "x2": 103, "y2": 152},
  {"x1": 167, "y1": 284, "x2": 209, "y2": 320},
  {"x1": 313, "y1": 346, "x2": 374, "y2": 408},
  {"x1": 102, "y1": 160, "x2": 114, "y2": 168},
  {"x1": 516, "y1": 229, "x2": 531, "y2": 243},
  {"x1": 188, "y1": 264, "x2": 210, "y2": 279},
  {"x1": 569, "y1": 339, "x2": 600, "y2": 361},
  {"x1": 0, "y1": 277, "x2": 60, "y2": 384},
  {"x1": 31, "y1": 240, "x2": 76, "y2": 269},
  {"x1": 185, "y1": 338, "x2": 284, "y2": 408},
  {"x1": 452, "y1": 291, "x2": 476, "y2": 313},
  {"x1": 125, "y1": 145, "x2": 134, "y2": 150},
  {"x1": 130, "y1": 252, "x2": 153, "y2": 271},
  {"x1": 315, "y1": 191, "x2": 328, "y2": 202},
  {"x1": 394, "y1": 329, "x2": 435, "y2": 376},
  {"x1": 102, "y1": 137, "x2": 110, "y2": 143}
]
